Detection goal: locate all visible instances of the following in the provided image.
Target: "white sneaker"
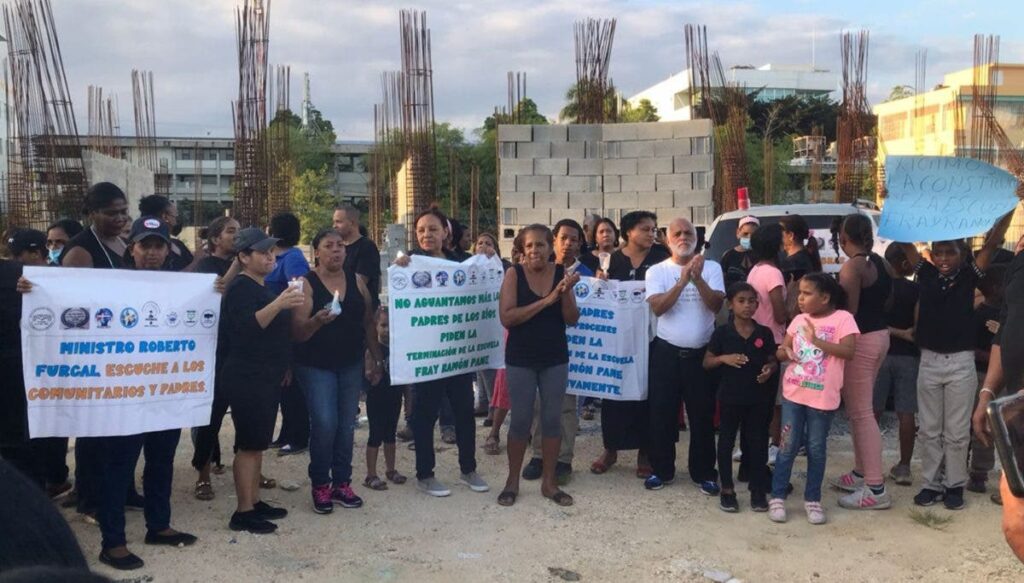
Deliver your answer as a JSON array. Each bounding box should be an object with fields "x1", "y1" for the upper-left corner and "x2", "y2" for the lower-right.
[
  {"x1": 804, "y1": 501, "x2": 827, "y2": 525},
  {"x1": 767, "y1": 445, "x2": 780, "y2": 466},
  {"x1": 459, "y1": 472, "x2": 490, "y2": 493},
  {"x1": 417, "y1": 477, "x2": 451, "y2": 497},
  {"x1": 768, "y1": 498, "x2": 787, "y2": 523},
  {"x1": 830, "y1": 471, "x2": 865, "y2": 493},
  {"x1": 838, "y1": 485, "x2": 893, "y2": 510},
  {"x1": 732, "y1": 448, "x2": 743, "y2": 462}
]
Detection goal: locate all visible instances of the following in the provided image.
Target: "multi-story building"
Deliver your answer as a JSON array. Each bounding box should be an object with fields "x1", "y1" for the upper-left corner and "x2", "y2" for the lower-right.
[
  {"x1": 103, "y1": 136, "x2": 371, "y2": 224},
  {"x1": 628, "y1": 64, "x2": 836, "y2": 122}
]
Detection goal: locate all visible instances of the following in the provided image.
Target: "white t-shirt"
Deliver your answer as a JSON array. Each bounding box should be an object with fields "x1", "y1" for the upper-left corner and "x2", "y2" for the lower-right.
[{"x1": 645, "y1": 257, "x2": 725, "y2": 348}]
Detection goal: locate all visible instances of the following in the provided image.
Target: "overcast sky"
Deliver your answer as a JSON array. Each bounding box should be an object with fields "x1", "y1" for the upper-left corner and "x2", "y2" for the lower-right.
[{"x1": 47, "y1": 0, "x2": 1024, "y2": 142}]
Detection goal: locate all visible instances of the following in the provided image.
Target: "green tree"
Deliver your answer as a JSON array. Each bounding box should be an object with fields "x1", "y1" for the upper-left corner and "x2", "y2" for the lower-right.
[
  {"x1": 885, "y1": 85, "x2": 915, "y2": 102},
  {"x1": 270, "y1": 106, "x2": 337, "y2": 174},
  {"x1": 620, "y1": 98, "x2": 660, "y2": 122},
  {"x1": 291, "y1": 167, "x2": 334, "y2": 243},
  {"x1": 483, "y1": 98, "x2": 550, "y2": 130},
  {"x1": 558, "y1": 81, "x2": 620, "y2": 123}
]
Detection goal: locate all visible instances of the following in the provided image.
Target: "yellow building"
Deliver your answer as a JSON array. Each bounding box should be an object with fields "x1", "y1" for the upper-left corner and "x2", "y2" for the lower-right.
[{"x1": 874, "y1": 63, "x2": 1024, "y2": 240}]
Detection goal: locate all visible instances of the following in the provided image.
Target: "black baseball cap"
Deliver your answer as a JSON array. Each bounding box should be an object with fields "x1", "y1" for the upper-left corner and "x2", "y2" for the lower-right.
[
  {"x1": 128, "y1": 216, "x2": 171, "y2": 244},
  {"x1": 235, "y1": 227, "x2": 279, "y2": 253},
  {"x1": 7, "y1": 228, "x2": 46, "y2": 254}
]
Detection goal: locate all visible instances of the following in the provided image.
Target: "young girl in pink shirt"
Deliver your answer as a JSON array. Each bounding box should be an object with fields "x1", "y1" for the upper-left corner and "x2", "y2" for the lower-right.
[{"x1": 770, "y1": 273, "x2": 859, "y2": 525}]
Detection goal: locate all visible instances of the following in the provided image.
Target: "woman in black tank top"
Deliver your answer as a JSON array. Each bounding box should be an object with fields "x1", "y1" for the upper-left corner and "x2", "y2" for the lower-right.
[
  {"x1": 60, "y1": 182, "x2": 130, "y2": 269},
  {"x1": 291, "y1": 229, "x2": 382, "y2": 514},
  {"x1": 497, "y1": 224, "x2": 580, "y2": 507},
  {"x1": 830, "y1": 214, "x2": 893, "y2": 505}
]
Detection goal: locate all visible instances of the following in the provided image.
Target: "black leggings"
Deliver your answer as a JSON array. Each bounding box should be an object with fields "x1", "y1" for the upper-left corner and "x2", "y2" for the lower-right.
[{"x1": 367, "y1": 374, "x2": 403, "y2": 448}]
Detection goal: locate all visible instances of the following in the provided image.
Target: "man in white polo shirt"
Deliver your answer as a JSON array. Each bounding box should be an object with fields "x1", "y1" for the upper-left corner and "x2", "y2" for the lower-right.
[{"x1": 645, "y1": 217, "x2": 725, "y2": 494}]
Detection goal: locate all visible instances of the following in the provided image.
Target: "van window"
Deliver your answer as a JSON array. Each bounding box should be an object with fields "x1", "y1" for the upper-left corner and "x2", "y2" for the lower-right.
[{"x1": 706, "y1": 214, "x2": 841, "y2": 265}]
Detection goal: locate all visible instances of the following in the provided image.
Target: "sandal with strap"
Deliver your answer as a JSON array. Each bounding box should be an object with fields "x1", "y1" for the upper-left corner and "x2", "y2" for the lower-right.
[
  {"x1": 259, "y1": 475, "x2": 277, "y2": 489},
  {"x1": 194, "y1": 481, "x2": 215, "y2": 501},
  {"x1": 546, "y1": 489, "x2": 574, "y2": 507},
  {"x1": 385, "y1": 470, "x2": 407, "y2": 485},
  {"x1": 497, "y1": 490, "x2": 518, "y2": 506},
  {"x1": 363, "y1": 475, "x2": 388, "y2": 491},
  {"x1": 483, "y1": 435, "x2": 501, "y2": 455},
  {"x1": 590, "y1": 455, "x2": 615, "y2": 475}
]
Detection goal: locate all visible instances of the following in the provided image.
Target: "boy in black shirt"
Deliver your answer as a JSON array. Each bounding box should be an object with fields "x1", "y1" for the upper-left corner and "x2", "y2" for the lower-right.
[
  {"x1": 872, "y1": 244, "x2": 919, "y2": 486},
  {"x1": 968, "y1": 263, "x2": 1007, "y2": 494},
  {"x1": 899, "y1": 213, "x2": 1010, "y2": 510},
  {"x1": 705, "y1": 282, "x2": 778, "y2": 513}
]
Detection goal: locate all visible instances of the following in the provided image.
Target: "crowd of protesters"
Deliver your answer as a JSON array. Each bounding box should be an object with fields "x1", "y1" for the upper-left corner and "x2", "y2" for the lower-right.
[{"x1": 2, "y1": 181, "x2": 1024, "y2": 573}]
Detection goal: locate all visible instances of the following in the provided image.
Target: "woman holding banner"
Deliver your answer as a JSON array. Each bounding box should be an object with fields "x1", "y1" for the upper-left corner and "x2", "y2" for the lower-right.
[
  {"x1": 222, "y1": 227, "x2": 304, "y2": 534},
  {"x1": 497, "y1": 224, "x2": 580, "y2": 506},
  {"x1": 591, "y1": 211, "x2": 669, "y2": 478},
  {"x1": 291, "y1": 229, "x2": 383, "y2": 514},
  {"x1": 393, "y1": 209, "x2": 489, "y2": 497}
]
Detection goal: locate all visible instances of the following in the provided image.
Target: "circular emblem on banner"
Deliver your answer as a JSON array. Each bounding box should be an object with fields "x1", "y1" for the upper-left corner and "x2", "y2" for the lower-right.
[
  {"x1": 631, "y1": 289, "x2": 645, "y2": 303},
  {"x1": 120, "y1": 308, "x2": 139, "y2": 329},
  {"x1": 165, "y1": 311, "x2": 180, "y2": 327},
  {"x1": 29, "y1": 308, "x2": 55, "y2": 331},
  {"x1": 434, "y1": 271, "x2": 449, "y2": 287},
  {"x1": 411, "y1": 271, "x2": 432, "y2": 289},
  {"x1": 391, "y1": 273, "x2": 408, "y2": 290},
  {"x1": 142, "y1": 301, "x2": 161, "y2": 327},
  {"x1": 201, "y1": 309, "x2": 217, "y2": 328},
  {"x1": 184, "y1": 310, "x2": 198, "y2": 327},
  {"x1": 573, "y1": 282, "x2": 590, "y2": 299},
  {"x1": 61, "y1": 308, "x2": 90, "y2": 329},
  {"x1": 94, "y1": 308, "x2": 114, "y2": 328},
  {"x1": 453, "y1": 270, "x2": 466, "y2": 287}
]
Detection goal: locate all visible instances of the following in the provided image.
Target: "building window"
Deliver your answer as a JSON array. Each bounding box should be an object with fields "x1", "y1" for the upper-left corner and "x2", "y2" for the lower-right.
[
  {"x1": 204, "y1": 150, "x2": 219, "y2": 161},
  {"x1": 201, "y1": 175, "x2": 218, "y2": 186},
  {"x1": 176, "y1": 149, "x2": 193, "y2": 161},
  {"x1": 336, "y1": 154, "x2": 355, "y2": 172},
  {"x1": 692, "y1": 171, "x2": 711, "y2": 190},
  {"x1": 224, "y1": 150, "x2": 234, "y2": 161},
  {"x1": 691, "y1": 136, "x2": 710, "y2": 155},
  {"x1": 177, "y1": 174, "x2": 195, "y2": 183},
  {"x1": 501, "y1": 208, "x2": 517, "y2": 224}
]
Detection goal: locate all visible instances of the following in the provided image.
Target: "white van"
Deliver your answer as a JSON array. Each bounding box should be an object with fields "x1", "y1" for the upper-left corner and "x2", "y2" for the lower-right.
[{"x1": 703, "y1": 202, "x2": 890, "y2": 274}]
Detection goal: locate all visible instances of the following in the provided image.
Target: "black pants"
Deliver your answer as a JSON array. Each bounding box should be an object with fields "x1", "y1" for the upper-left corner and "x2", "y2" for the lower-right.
[
  {"x1": 367, "y1": 373, "x2": 403, "y2": 448},
  {"x1": 0, "y1": 437, "x2": 68, "y2": 489},
  {"x1": 277, "y1": 376, "x2": 309, "y2": 448},
  {"x1": 412, "y1": 374, "x2": 476, "y2": 480},
  {"x1": 192, "y1": 383, "x2": 230, "y2": 471},
  {"x1": 75, "y1": 437, "x2": 106, "y2": 513},
  {"x1": 648, "y1": 338, "x2": 716, "y2": 483},
  {"x1": 718, "y1": 401, "x2": 771, "y2": 493},
  {"x1": 98, "y1": 429, "x2": 181, "y2": 550}
]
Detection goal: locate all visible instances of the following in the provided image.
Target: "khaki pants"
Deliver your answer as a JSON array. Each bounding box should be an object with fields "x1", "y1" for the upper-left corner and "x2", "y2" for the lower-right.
[
  {"x1": 918, "y1": 350, "x2": 977, "y2": 491},
  {"x1": 531, "y1": 394, "x2": 578, "y2": 465}
]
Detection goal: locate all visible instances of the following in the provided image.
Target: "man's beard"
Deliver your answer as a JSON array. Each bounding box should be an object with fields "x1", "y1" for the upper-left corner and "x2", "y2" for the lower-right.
[{"x1": 672, "y1": 240, "x2": 696, "y2": 257}]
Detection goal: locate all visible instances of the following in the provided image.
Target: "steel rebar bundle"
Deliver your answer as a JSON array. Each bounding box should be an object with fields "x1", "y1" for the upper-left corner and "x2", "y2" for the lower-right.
[
  {"x1": 130, "y1": 69, "x2": 167, "y2": 193},
  {"x1": 835, "y1": 30, "x2": 872, "y2": 203},
  {"x1": 371, "y1": 70, "x2": 404, "y2": 241},
  {"x1": 232, "y1": 0, "x2": 271, "y2": 228},
  {"x1": 266, "y1": 64, "x2": 291, "y2": 220},
  {"x1": 3, "y1": 0, "x2": 88, "y2": 229},
  {"x1": 685, "y1": 24, "x2": 714, "y2": 119},
  {"x1": 398, "y1": 9, "x2": 437, "y2": 228},
  {"x1": 87, "y1": 85, "x2": 120, "y2": 158},
  {"x1": 574, "y1": 18, "x2": 616, "y2": 124}
]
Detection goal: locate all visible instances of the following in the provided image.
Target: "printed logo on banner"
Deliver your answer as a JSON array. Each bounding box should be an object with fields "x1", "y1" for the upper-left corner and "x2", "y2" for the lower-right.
[
  {"x1": 435, "y1": 271, "x2": 449, "y2": 287},
  {"x1": 453, "y1": 270, "x2": 466, "y2": 287},
  {"x1": 201, "y1": 309, "x2": 217, "y2": 328},
  {"x1": 631, "y1": 288, "x2": 645, "y2": 303},
  {"x1": 184, "y1": 310, "x2": 198, "y2": 327},
  {"x1": 60, "y1": 308, "x2": 90, "y2": 330},
  {"x1": 411, "y1": 271, "x2": 432, "y2": 289},
  {"x1": 391, "y1": 273, "x2": 408, "y2": 290},
  {"x1": 29, "y1": 308, "x2": 55, "y2": 331},
  {"x1": 488, "y1": 268, "x2": 497, "y2": 282},
  {"x1": 94, "y1": 308, "x2": 113, "y2": 328},
  {"x1": 120, "y1": 308, "x2": 139, "y2": 329},
  {"x1": 591, "y1": 281, "x2": 608, "y2": 300},
  {"x1": 165, "y1": 311, "x2": 180, "y2": 327},
  {"x1": 616, "y1": 289, "x2": 628, "y2": 305},
  {"x1": 574, "y1": 281, "x2": 590, "y2": 299},
  {"x1": 142, "y1": 302, "x2": 161, "y2": 328},
  {"x1": 468, "y1": 267, "x2": 479, "y2": 285}
]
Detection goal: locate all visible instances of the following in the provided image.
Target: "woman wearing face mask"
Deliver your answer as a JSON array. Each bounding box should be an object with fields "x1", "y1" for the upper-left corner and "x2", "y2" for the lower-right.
[
  {"x1": 393, "y1": 209, "x2": 489, "y2": 497},
  {"x1": 721, "y1": 216, "x2": 759, "y2": 288},
  {"x1": 592, "y1": 211, "x2": 670, "y2": 478},
  {"x1": 45, "y1": 219, "x2": 83, "y2": 266}
]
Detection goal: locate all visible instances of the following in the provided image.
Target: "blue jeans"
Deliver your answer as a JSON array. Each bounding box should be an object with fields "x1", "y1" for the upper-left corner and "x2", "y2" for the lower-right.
[
  {"x1": 297, "y1": 363, "x2": 363, "y2": 486},
  {"x1": 772, "y1": 398, "x2": 834, "y2": 502}
]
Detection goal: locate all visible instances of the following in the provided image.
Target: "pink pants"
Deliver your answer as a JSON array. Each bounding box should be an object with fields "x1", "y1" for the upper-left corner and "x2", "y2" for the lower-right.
[{"x1": 841, "y1": 329, "x2": 889, "y2": 485}]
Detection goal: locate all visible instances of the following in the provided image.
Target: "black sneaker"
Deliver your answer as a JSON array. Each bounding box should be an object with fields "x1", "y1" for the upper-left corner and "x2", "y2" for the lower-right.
[
  {"x1": 966, "y1": 477, "x2": 987, "y2": 494},
  {"x1": 144, "y1": 530, "x2": 198, "y2": 546},
  {"x1": 913, "y1": 488, "x2": 944, "y2": 507},
  {"x1": 556, "y1": 462, "x2": 573, "y2": 485},
  {"x1": 253, "y1": 500, "x2": 288, "y2": 520},
  {"x1": 943, "y1": 487, "x2": 965, "y2": 510},
  {"x1": 719, "y1": 492, "x2": 739, "y2": 513},
  {"x1": 750, "y1": 492, "x2": 769, "y2": 512},
  {"x1": 99, "y1": 549, "x2": 144, "y2": 570},
  {"x1": 230, "y1": 510, "x2": 278, "y2": 534},
  {"x1": 522, "y1": 458, "x2": 543, "y2": 480}
]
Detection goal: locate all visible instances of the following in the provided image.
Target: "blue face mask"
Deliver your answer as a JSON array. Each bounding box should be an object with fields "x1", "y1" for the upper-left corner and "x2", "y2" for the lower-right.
[
  {"x1": 739, "y1": 237, "x2": 751, "y2": 251},
  {"x1": 48, "y1": 248, "x2": 62, "y2": 264}
]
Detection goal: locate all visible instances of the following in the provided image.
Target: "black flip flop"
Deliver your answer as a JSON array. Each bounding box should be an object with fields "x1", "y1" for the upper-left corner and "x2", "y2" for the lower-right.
[
  {"x1": 547, "y1": 490, "x2": 574, "y2": 507},
  {"x1": 497, "y1": 490, "x2": 518, "y2": 506}
]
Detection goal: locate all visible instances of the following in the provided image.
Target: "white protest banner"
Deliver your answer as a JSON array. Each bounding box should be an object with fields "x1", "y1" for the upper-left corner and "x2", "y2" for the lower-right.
[
  {"x1": 565, "y1": 277, "x2": 649, "y2": 401},
  {"x1": 20, "y1": 267, "x2": 220, "y2": 438},
  {"x1": 387, "y1": 254, "x2": 505, "y2": 384}
]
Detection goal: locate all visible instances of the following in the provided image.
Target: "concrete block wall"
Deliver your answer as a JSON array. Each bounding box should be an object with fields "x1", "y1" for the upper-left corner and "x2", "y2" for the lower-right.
[{"x1": 497, "y1": 120, "x2": 714, "y2": 249}]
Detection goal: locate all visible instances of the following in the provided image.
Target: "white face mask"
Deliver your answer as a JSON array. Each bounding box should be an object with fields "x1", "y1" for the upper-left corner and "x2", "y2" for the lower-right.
[{"x1": 739, "y1": 237, "x2": 751, "y2": 251}]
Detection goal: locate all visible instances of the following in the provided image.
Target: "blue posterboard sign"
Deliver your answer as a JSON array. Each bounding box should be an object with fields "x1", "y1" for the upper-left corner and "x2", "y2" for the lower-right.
[{"x1": 879, "y1": 156, "x2": 1019, "y2": 242}]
